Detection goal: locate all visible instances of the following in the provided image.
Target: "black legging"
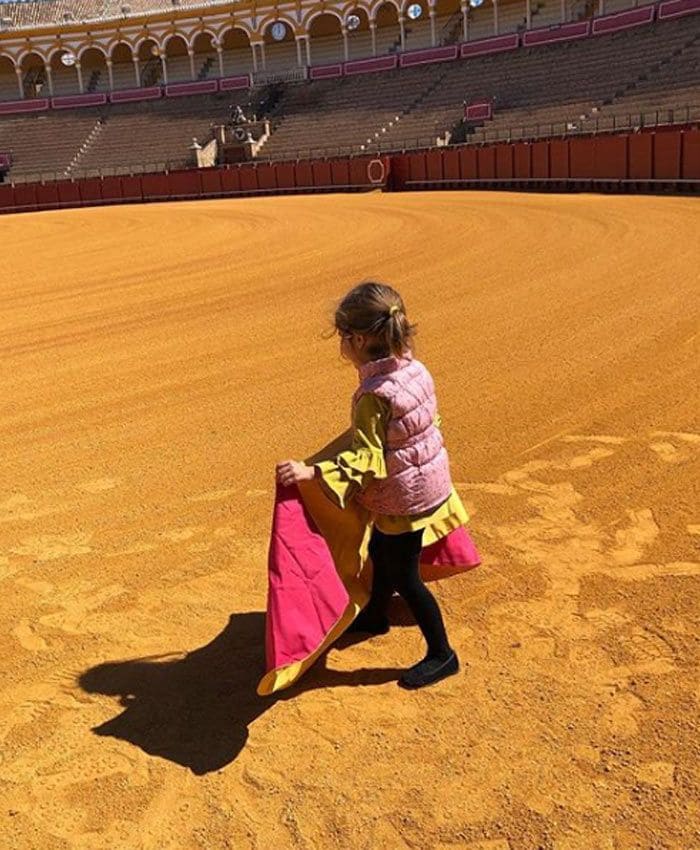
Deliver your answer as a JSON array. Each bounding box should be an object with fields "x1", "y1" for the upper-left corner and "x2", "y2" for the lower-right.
[{"x1": 365, "y1": 526, "x2": 452, "y2": 659}]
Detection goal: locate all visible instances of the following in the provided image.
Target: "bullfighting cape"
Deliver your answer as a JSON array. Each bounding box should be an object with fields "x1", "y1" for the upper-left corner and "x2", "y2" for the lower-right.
[{"x1": 257, "y1": 434, "x2": 480, "y2": 696}]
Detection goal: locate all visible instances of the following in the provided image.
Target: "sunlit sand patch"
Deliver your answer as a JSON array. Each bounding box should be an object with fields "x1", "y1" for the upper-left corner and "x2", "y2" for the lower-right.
[
  {"x1": 12, "y1": 620, "x2": 49, "y2": 652},
  {"x1": 611, "y1": 509, "x2": 659, "y2": 565},
  {"x1": 157, "y1": 526, "x2": 205, "y2": 542},
  {"x1": 77, "y1": 478, "x2": 121, "y2": 493},
  {"x1": 634, "y1": 761, "x2": 675, "y2": 789},
  {"x1": 187, "y1": 488, "x2": 238, "y2": 502},
  {"x1": 10, "y1": 533, "x2": 93, "y2": 562},
  {"x1": 562, "y1": 435, "x2": 627, "y2": 445},
  {"x1": 0, "y1": 494, "x2": 67, "y2": 524}
]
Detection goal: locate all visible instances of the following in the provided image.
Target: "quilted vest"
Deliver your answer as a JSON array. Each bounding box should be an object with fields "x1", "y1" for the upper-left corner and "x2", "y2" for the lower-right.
[{"x1": 353, "y1": 352, "x2": 453, "y2": 516}]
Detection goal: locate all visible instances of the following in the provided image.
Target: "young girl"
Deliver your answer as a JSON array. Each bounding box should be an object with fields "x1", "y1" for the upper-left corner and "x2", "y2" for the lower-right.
[{"x1": 276, "y1": 281, "x2": 469, "y2": 689}]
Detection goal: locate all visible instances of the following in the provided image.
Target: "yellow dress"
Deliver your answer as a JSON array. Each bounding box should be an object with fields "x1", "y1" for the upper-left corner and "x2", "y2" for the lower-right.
[{"x1": 314, "y1": 393, "x2": 469, "y2": 547}]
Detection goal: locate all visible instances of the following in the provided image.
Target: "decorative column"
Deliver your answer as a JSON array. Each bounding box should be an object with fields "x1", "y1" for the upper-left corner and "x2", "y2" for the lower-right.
[
  {"x1": 106, "y1": 58, "x2": 114, "y2": 90},
  {"x1": 560, "y1": 0, "x2": 566, "y2": 22},
  {"x1": 44, "y1": 63, "x2": 54, "y2": 96},
  {"x1": 342, "y1": 27, "x2": 349, "y2": 62},
  {"x1": 399, "y1": 16, "x2": 406, "y2": 51},
  {"x1": 76, "y1": 61, "x2": 84, "y2": 94},
  {"x1": 133, "y1": 55, "x2": 140, "y2": 86},
  {"x1": 304, "y1": 36, "x2": 311, "y2": 66},
  {"x1": 216, "y1": 45, "x2": 224, "y2": 77},
  {"x1": 259, "y1": 41, "x2": 267, "y2": 71},
  {"x1": 295, "y1": 35, "x2": 304, "y2": 66},
  {"x1": 370, "y1": 22, "x2": 377, "y2": 56},
  {"x1": 161, "y1": 55, "x2": 168, "y2": 84},
  {"x1": 598, "y1": 0, "x2": 605, "y2": 14},
  {"x1": 188, "y1": 48, "x2": 196, "y2": 80},
  {"x1": 526, "y1": 0, "x2": 532, "y2": 29},
  {"x1": 251, "y1": 42, "x2": 258, "y2": 72},
  {"x1": 16, "y1": 66, "x2": 24, "y2": 98},
  {"x1": 429, "y1": 6, "x2": 437, "y2": 47},
  {"x1": 461, "y1": 2, "x2": 469, "y2": 42},
  {"x1": 493, "y1": 0, "x2": 499, "y2": 35}
]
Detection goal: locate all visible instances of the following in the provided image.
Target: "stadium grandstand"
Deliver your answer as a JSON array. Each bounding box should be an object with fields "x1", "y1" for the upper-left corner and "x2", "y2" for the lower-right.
[{"x1": 0, "y1": 0, "x2": 698, "y2": 193}]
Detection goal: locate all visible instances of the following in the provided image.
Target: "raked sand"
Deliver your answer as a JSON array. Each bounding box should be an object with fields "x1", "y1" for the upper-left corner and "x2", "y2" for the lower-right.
[{"x1": 1, "y1": 192, "x2": 699, "y2": 850}]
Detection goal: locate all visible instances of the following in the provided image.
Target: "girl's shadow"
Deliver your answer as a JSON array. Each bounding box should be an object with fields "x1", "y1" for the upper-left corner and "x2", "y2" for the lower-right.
[{"x1": 78, "y1": 606, "x2": 408, "y2": 775}]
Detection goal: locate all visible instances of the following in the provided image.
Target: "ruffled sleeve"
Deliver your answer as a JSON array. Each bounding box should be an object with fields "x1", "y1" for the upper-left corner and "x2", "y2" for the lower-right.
[{"x1": 314, "y1": 393, "x2": 389, "y2": 510}]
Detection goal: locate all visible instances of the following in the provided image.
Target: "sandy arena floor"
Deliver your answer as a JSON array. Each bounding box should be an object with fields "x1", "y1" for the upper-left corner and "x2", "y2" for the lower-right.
[{"x1": 1, "y1": 192, "x2": 699, "y2": 850}]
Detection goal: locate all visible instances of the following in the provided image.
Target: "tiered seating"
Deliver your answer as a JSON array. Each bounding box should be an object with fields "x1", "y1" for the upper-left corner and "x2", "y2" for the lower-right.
[
  {"x1": 256, "y1": 67, "x2": 430, "y2": 160},
  {"x1": 0, "y1": 110, "x2": 100, "y2": 176},
  {"x1": 0, "y1": 13, "x2": 698, "y2": 178},
  {"x1": 75, "y1": 92, "x2": 249, "y2": 173},
  {"x1": 380, "y1": 16, "x2": 700, "y2": 147}
]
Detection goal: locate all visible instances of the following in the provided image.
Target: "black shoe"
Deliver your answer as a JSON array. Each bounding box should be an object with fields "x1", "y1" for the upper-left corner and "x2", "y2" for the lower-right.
[
  {"x1": 346, "y1": 610, "x2": 390, "y2": 635},
  {"x1": 398, "y1": 650, "x2": 459, "y2": 689}
]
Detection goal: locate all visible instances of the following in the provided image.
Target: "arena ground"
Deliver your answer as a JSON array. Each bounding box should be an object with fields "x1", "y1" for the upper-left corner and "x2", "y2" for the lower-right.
[{"x1": 1, "y1": 192, "x2": 698, "y2": 850}]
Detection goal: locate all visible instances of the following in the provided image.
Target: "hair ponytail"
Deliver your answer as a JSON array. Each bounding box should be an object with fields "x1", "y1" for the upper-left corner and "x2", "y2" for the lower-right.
[{"x1": 333, "y1": 281, "x2": 416, "y2": 359}]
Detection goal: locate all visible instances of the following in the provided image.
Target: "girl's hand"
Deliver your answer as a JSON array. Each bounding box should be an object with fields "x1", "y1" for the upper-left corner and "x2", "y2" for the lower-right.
[{"x1": 276, "y1": 460, "x2": 316, "y2": 487}]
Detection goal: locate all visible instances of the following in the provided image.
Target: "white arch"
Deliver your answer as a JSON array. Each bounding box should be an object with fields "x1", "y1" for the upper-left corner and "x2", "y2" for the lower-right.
[
  {"x1": 108, "y1": 39, "x2": 135, "y2": 58},
  {"x1": 16, "y1": 48, "x2": 50, "y2": 66},
  {"x1": 217, "y1": 23, "x2": 254, "y2": 43},
  {"x1": 163, "y1": 32, "x2": 189, "y2": 52},
  {"x1": 132, "y1": 34, "x2": 163, "y2": 56},
  {"x1": 303, "y1": 8, "x2": 345, "y2": 30},
  {"x1": 0, "y1": 52, "x2": 18, "y2": 71},
  {"x1": 189, "y1": 28, "x2": 220, "y2": 50},
  {"x1": 78, "y1": 44, "x2": 109, "y2": 62},
  {"x1": 369, "y1": 0, "x2": 402, "y2": 19}
]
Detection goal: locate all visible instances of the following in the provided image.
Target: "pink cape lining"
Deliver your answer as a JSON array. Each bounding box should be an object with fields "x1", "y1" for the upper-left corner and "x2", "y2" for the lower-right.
[{"x1": 257, "y1": 481, "x2": 480, "y2": 696}]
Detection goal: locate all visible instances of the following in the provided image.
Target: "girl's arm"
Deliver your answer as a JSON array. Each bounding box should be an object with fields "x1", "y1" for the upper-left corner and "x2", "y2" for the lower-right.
[{"x1": 312, "y1": 393, "x2": 390, "y2": 509}]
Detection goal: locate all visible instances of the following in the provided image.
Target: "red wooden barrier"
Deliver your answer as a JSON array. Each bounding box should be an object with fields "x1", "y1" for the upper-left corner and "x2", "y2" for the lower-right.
[
  {"x1": 219, "y1": 167, "x2": 241, "y2": 193},
  {"x1": 79, "y1": 177, "x2": 103, "y2": 203},
  {"x1": 295, "y1": 161, "x2": 313, "y2": 188},
  {"x1": 12, "y1": 183, "x2": 38, "y2": 211},
  {"x1": 513, "y1": 143, "x2": 532, "y2": 178},
  {"x1": 275, "y1": 162, "x2": 296, "y2": 189},
  {"x1": 495, "y1": 145, "x2": 514, "y2": 179},
  {"x1": 141, "y1": 173, "x2": 171, "y2": 199},
  {"x1": 628, "y1": 133, "x2": 653, "y2": 179},
  {"x1": 99, "y1": 176, "x2": 124, "y2": 202},
  {"x1": 330, "y1": 159, "x2": 350, "y2": 186},
  {"x1": 168, "y1": 169, "x2": 202, "y2": 197},
  {"x1": 568, "y1": 137, "x2": 594, "y2": 178},
  {"x1": 56, "y1": 180, "x2": 82, "y2": 205},
  {"x1": 443, "y1": 148, "x2": 460, "y2": 180},
  {"x1": 36, "y1": 182, "x2": 60, "y2": 208},
  {"x1": 388, "y1": 154, "x2": 410, "y2": 190},
  {"x1": 120, "y1": 175, "x2": 143, "y2": 203},
  {"x1": 549, "y1": 140, "x2": 570, "y2": 179},
  {"x1": 593, "y1": 135, "x2": 628, "y2": 179},
  {"x1": 477, "y1": 147, "x2": 496, "y2": 179},
  {"x1": 409, "y1": 152, "x2": 427, "y2": 182},
  {"x1": 425, "y1": 150, "x2": 443, "y2": 181},
  {"x1": 0, "y1": 183, "x2": 15, "y2": 212},
  {"x1": 239, "y1": 165, "x2": 259, "y2": 192},
  {"x1": 653, "y1": 131, "x2": 682, "y2": 179},
  {"x1": 312, "y1": 160, "x2": 332, "y2": 187},
  {"x1": 256, "y1": 162, "x2": 277, "y2": 190},
  {"x1": 681, "y1": 129, "x2": 700, "y2": 179},
  {"x1": 199, "y1": 168, "x2": 223, "y2": 196},
  {"x1": 459, "y1": 147, "x2": 478, "y2": 179},
  {"x1": 531, "y1": 141, "x2": 549, "y2": 178}
]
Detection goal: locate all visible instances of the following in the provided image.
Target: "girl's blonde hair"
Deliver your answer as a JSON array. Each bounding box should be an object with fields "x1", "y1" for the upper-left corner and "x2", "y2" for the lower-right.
[{"x1": 333, "y1": 281, "x2": 416, "y2": 359}]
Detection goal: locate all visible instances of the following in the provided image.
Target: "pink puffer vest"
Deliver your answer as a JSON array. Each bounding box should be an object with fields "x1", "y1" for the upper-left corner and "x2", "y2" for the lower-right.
[{"x1": 353, "y1": 352, "x2": 453, "y2": 516}]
